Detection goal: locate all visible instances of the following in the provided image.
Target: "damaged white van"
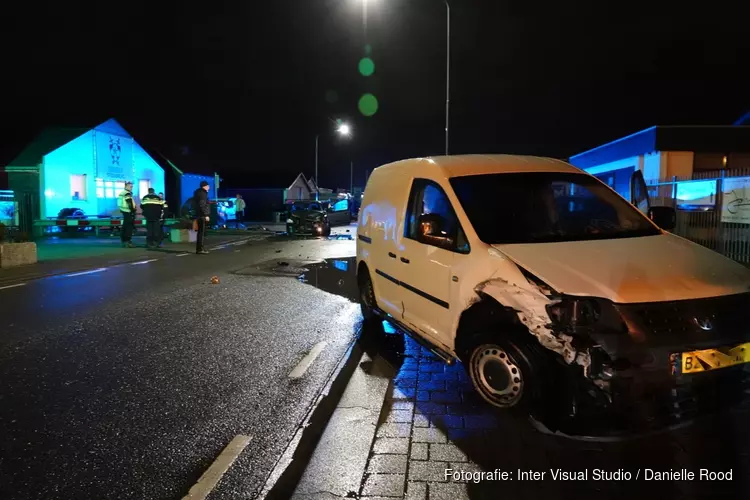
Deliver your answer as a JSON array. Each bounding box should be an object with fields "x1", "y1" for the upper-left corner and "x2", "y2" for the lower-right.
[{"x1": 356, "y1": 155, "x2": 750, "y2": 432}]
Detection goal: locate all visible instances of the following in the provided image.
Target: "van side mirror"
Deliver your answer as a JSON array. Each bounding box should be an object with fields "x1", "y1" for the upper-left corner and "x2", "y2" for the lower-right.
[
  {"x1": 648, "y1": 206, "x2": 676, "y2": 231},
  {"x1": 417, "y1": 213, "x2": 454, "y2": 249}
]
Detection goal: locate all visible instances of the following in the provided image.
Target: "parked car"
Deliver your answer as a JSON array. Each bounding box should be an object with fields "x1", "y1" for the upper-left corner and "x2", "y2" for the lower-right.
[
  {"x1": 215, "y1": 198, "x2": 237, "y2": 225},
  {"x1": 356, "y1": 154, "x2": 750, "y2": 432}
]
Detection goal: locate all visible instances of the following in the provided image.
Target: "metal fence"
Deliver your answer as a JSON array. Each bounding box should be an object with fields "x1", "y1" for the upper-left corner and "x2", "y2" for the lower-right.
[{"x1": 648, "y1": 166, "x2": 750, "y2": 264}]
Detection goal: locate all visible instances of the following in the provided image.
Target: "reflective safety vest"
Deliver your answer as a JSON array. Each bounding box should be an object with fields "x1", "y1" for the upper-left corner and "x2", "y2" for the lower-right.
[
  {"x1": 117, "y1": 189, "x2": 135, "y2": 213},
  {"x1": 141, "y1": 193, "x2": 165, "y2": 221}
]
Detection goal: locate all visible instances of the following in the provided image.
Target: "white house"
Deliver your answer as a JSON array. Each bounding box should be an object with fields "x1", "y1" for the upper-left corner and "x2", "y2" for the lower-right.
[{"x1": 5, "y1": 118, "x2": 165, "y2": 220}]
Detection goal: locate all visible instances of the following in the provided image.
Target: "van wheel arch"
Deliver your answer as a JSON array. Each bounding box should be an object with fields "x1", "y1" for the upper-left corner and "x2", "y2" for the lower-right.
[{"x1": 454, "y1": 294, "x2": 523, "y2": 359}]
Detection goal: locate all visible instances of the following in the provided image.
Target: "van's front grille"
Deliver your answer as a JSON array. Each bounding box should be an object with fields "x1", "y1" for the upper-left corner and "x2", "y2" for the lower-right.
[{"x1": 614, "y1": 292, "x2": 750, "y2": 348}]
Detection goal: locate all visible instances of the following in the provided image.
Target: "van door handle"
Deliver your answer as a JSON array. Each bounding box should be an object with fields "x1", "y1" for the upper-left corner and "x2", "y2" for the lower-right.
[
  {"x1": 400, "y1": 257, "x2": 410, "y2": 264},
  {"x1": 388, "y1": 252, "x2": 397, "y2": 259}
]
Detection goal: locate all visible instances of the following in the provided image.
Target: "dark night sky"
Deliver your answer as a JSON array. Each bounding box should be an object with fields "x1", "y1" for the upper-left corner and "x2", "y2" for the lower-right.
[{"x1": 2, "y1": 1, "x2": 747, "y2": 189}]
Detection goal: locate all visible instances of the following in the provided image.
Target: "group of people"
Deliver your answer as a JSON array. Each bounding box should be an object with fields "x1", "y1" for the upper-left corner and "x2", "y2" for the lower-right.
[
  {"x1": 116, "y1": 181, "x2": 168, "y2": 249},
  {"x1": 115, "y1": 180, "x2": 246, "y2": 255}
]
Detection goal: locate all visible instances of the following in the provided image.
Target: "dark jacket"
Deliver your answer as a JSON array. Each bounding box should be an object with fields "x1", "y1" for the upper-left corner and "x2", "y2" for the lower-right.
[
  {"x1": 193, "y1": 188, "x2": 210, "y2": 217},
  {"x1": 140, "y1": 193, "x2": 165, "y2": 221}
]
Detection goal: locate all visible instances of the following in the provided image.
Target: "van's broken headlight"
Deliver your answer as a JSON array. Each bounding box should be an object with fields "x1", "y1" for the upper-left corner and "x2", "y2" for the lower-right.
[{"x1": 546, "y1": 297, "x2": 626, "y2": 333}]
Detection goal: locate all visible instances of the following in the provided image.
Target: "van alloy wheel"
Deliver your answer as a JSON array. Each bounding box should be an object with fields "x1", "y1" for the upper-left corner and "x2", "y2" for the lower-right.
[{"x1": 469, "y1": 343, "x2": 525, "y2": 407}]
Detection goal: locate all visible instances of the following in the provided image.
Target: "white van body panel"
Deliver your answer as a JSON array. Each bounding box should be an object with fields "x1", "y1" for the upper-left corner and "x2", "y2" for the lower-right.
[{"x1": 494, "y1": 233, "x2": 750, "y2": 304}]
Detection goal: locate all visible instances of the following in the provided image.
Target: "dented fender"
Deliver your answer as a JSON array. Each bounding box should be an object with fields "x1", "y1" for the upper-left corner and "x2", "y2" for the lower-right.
[{"x1": 473, "y1": 278, "x2": 591, "y2": 373}]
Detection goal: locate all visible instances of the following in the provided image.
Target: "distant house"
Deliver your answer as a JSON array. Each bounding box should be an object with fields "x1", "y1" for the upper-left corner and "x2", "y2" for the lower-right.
[
  {"x1": 222, "y1": 172, "x2": 314, "y2": 221},
  {"x1": 155, "y1": 151, "x2": 220, "y2": 216},
  {"x1": 3, "y1": 118, "x2": 165, "y2": 230}
]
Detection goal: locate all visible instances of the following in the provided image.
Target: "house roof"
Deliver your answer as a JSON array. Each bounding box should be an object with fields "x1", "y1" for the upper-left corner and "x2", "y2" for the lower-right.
[
  {"x1": 6, "y1": 117, "x2": 134, "y2": 168},
  {"x1": 228, "y1": 172, "x2": 307, "y2": 189},
  {"x1": 8, "y1": 127, "x2": 90, "y2": 167},
  {"x1": 569, "y1": 126, "x2": 750, "y2": 169}
]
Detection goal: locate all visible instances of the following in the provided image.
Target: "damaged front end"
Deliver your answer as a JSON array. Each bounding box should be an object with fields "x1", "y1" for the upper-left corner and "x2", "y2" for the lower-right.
[{"x1": 475, "y1": 270, "x2": 750, "y2": 436}]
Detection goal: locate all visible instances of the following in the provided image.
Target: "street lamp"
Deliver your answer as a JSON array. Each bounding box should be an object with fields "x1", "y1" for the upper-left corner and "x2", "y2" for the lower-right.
[
  {"x1": 360, "y1": 0, "x2": 450, "y2": 155},
  {"x1": 315, "y1": 121, "x2": 352, "y2": 201}
]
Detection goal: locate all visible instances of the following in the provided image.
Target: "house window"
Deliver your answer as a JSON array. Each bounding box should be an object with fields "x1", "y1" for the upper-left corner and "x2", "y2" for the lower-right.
[
  {"x1": 70, "y1": 174, "x2": 87, "y2": 201},
  {"x1": 96, "y1": 178, "x2": 130, "y2": 198},
  {"x1": 138, "y1": 179, "x2": 151, "y2": 199}
]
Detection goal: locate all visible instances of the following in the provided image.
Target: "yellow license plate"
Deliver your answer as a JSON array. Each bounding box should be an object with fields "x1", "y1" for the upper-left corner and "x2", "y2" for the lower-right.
[{"x1": 679, "y1": 342, "x2": 750, "y2": 374}]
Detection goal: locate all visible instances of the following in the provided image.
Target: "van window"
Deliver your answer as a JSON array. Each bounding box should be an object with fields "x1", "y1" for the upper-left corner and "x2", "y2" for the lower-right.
[
  {"x1": 406, "y1": 179, "x2": 469, "y2": 253},
  {"x1": 450, "y1": 172, "x2": 660, "y2": 244}
]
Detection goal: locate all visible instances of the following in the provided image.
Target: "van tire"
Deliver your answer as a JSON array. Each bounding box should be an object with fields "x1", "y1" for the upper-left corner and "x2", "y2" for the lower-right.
[
  {"x1": 358, "y1": 270, "x2": 378, "y2": 322},
  {"x1": 462, "y1": 332, "x2": 549, "y2": 413}
]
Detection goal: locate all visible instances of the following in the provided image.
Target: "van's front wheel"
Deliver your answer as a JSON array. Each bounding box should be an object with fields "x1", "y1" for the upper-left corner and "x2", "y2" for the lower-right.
[{"x1": 463, "y1": 333, "x2": 549, "y2": 412}]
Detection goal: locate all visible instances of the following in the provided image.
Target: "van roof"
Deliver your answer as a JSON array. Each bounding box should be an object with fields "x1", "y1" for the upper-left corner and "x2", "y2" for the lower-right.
[{"x1": 375, "y1": 154, "x2": 582, "y2": 179}]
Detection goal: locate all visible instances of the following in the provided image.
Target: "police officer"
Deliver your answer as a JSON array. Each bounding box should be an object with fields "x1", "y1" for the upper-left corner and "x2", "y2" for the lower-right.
[
  {"x1": 117, "y1": 181, "x2": 136, "y2": 248},
  {"x1": 193, "y1": 181, "x2": 211, "y2": 254},
  {"x1": 141, "y1": 188, "x2": 165, "y2": 248}
]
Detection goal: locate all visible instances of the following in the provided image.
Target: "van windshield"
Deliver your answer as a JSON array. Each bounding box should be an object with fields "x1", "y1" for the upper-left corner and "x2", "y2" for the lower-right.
[{"x1": 449, "y1": 172, "x2": 661, "y2": 244}]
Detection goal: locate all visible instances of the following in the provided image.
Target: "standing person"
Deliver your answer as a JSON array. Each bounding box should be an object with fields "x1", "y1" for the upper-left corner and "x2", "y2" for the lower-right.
[
  {"x1": 117, "y1": 181, "x2": 136, "y2": 248},
  {"x1": 158, "y1": 192, "x2": 168, "y2": 242},
  {"x1": 234, "y1": 193, "x2": 246, "y2": 227},
  {"x1": 193, "y1": 181, "x2": 211, "y2": 254},
  {"x1": 141, "y1": 188, "x2": 165, "y2": 248}
]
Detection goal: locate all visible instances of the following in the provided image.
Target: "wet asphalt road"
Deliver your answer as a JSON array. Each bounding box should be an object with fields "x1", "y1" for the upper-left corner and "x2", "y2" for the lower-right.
[{"x1": 0, "y1": 234, "x2": 359, "y2": 499}]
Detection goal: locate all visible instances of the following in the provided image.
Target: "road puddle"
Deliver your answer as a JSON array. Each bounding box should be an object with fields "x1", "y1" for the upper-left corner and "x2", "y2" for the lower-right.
[{"x1": 297, "y1": 257, "x2": 358, "y2": 302}]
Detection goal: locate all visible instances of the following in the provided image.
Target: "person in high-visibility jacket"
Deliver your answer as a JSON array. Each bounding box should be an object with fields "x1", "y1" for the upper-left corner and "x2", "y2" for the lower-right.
[
  {"x1": 117, "y1": 181, "x2": 136, "y2": 248},
  {"x1": 141, "y1": 188, "x2": 165, "y2": 248}
]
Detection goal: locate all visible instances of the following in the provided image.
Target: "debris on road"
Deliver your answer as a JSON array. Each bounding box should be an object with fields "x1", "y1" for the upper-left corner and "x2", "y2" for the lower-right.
[{"x1": 211, "y1": 276, "x2": 220, "y2": 284}]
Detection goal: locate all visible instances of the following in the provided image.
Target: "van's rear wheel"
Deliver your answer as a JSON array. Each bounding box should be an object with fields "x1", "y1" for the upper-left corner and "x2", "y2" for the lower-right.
[{"x1": 358, "y1": 270, "x2": 377, "y2": 322}]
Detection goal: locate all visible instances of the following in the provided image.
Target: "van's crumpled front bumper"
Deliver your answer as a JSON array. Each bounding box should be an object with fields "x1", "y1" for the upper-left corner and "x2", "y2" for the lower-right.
[{"x1": 551, "y1": 292, "x2": 750, "y2": 434}]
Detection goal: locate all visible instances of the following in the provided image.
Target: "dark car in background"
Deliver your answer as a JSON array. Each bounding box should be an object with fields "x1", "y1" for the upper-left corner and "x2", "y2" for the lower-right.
[{"x1": 285, "y1": 199, "x2": 352, "y2": 236}]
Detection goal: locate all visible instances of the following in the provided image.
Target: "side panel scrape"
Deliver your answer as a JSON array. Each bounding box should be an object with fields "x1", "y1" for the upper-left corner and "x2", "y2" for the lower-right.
[{"x1": 475, "y1": 278, "x2": 590, "y2": 372}]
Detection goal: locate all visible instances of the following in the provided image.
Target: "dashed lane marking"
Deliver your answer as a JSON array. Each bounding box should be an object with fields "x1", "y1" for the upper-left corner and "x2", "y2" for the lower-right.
[
  {"x1": 62, "y1": 268, "x2": 108, "y2": 278},
  {"x1": 176, "y1": 253, "x2": 190, "y2": 257},
  {"x1": 0, "y1": 283, "x2": 26, "y2": 291},
  {"x1": 131, "y1": 258, "x2": 159, "y2": 265},
  {"x1": 183, "y1": 434, "x2": 252, "y2": 500},
  {"x1": 288, "y1": 341, "x2": 328, "y2": 379}
]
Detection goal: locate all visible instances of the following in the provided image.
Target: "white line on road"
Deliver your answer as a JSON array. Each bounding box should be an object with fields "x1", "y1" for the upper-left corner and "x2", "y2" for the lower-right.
[
  {"x1": 0, "y1": 283, "x2": 26, "y2": 291},
  {"x1": 131, "y1": 258, "x2": 159, "y2": 265},
  {"x1": 183, "y1": 434, "x2": 252, "y2": 500},
  {"x1": 288, "y1": 341, "x2": 328, "y2": 379},
  {"x1": 63, "y1": 268, "x2": 108, "y2": 278},
  {"x1": 176, "y1": 253, "x2": 190, "y2": 257}
]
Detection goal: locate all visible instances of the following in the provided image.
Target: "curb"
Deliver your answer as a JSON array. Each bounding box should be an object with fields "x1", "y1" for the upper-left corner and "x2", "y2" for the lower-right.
[{"x1": 258, "y1": 333, "x2": 366, "y2": 500}]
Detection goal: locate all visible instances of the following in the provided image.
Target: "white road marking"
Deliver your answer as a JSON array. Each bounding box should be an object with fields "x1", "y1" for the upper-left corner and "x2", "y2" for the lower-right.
[
  {"x1": 288, "y1": 341, "x2": 328, "y2": 379},
  {"x1": 176, "y1": 253, "x2": 190, "y2": 257},
  {"x1": 0, "y1": 283, "x2": 25, "y2": 291},
  {"x1": 63, "y1": 268, "x2": 108, "y2": 278},
  {"x1": 183, "y1": 434, "x2": 252, "y2": 500},
  {"x1": 131, "y1": 259, "x2": 158, "y2": 265}
]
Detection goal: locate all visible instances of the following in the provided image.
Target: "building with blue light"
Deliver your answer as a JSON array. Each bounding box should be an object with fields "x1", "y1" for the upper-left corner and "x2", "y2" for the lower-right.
[
  {"x1": 569, "y1": 125, "x2": 750, "y2": 199},
  {"x1": 4, "y1": 119, "x2": 165, "y2": 222}
]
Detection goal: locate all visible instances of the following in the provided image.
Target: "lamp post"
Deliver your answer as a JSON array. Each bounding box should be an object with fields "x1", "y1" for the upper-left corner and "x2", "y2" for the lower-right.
[
  {"x1": 315, "y1": 122, "x2": 351, "y2": 201},
  {"x1": 361, "y1": 0, "x2": 450, "y2": 155}
]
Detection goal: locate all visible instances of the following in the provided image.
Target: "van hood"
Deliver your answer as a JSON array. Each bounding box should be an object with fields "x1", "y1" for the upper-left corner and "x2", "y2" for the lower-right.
[{"x1": 492, "y1": 234, "x2": 750, "y2": 304}]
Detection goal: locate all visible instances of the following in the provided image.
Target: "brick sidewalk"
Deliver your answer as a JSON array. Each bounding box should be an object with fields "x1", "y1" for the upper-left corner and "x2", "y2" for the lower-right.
[{"x1": 358, "y1": 326, "x2": 750, "y2": 500}]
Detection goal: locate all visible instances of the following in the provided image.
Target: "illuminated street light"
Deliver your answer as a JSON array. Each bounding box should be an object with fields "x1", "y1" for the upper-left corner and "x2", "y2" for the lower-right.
[
  {"x1": 337, "y1": 123, "x2": 351, "y2": 136},
  {"x1": 315, "y1": 121, "x2": 353, "y2": 201}
]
